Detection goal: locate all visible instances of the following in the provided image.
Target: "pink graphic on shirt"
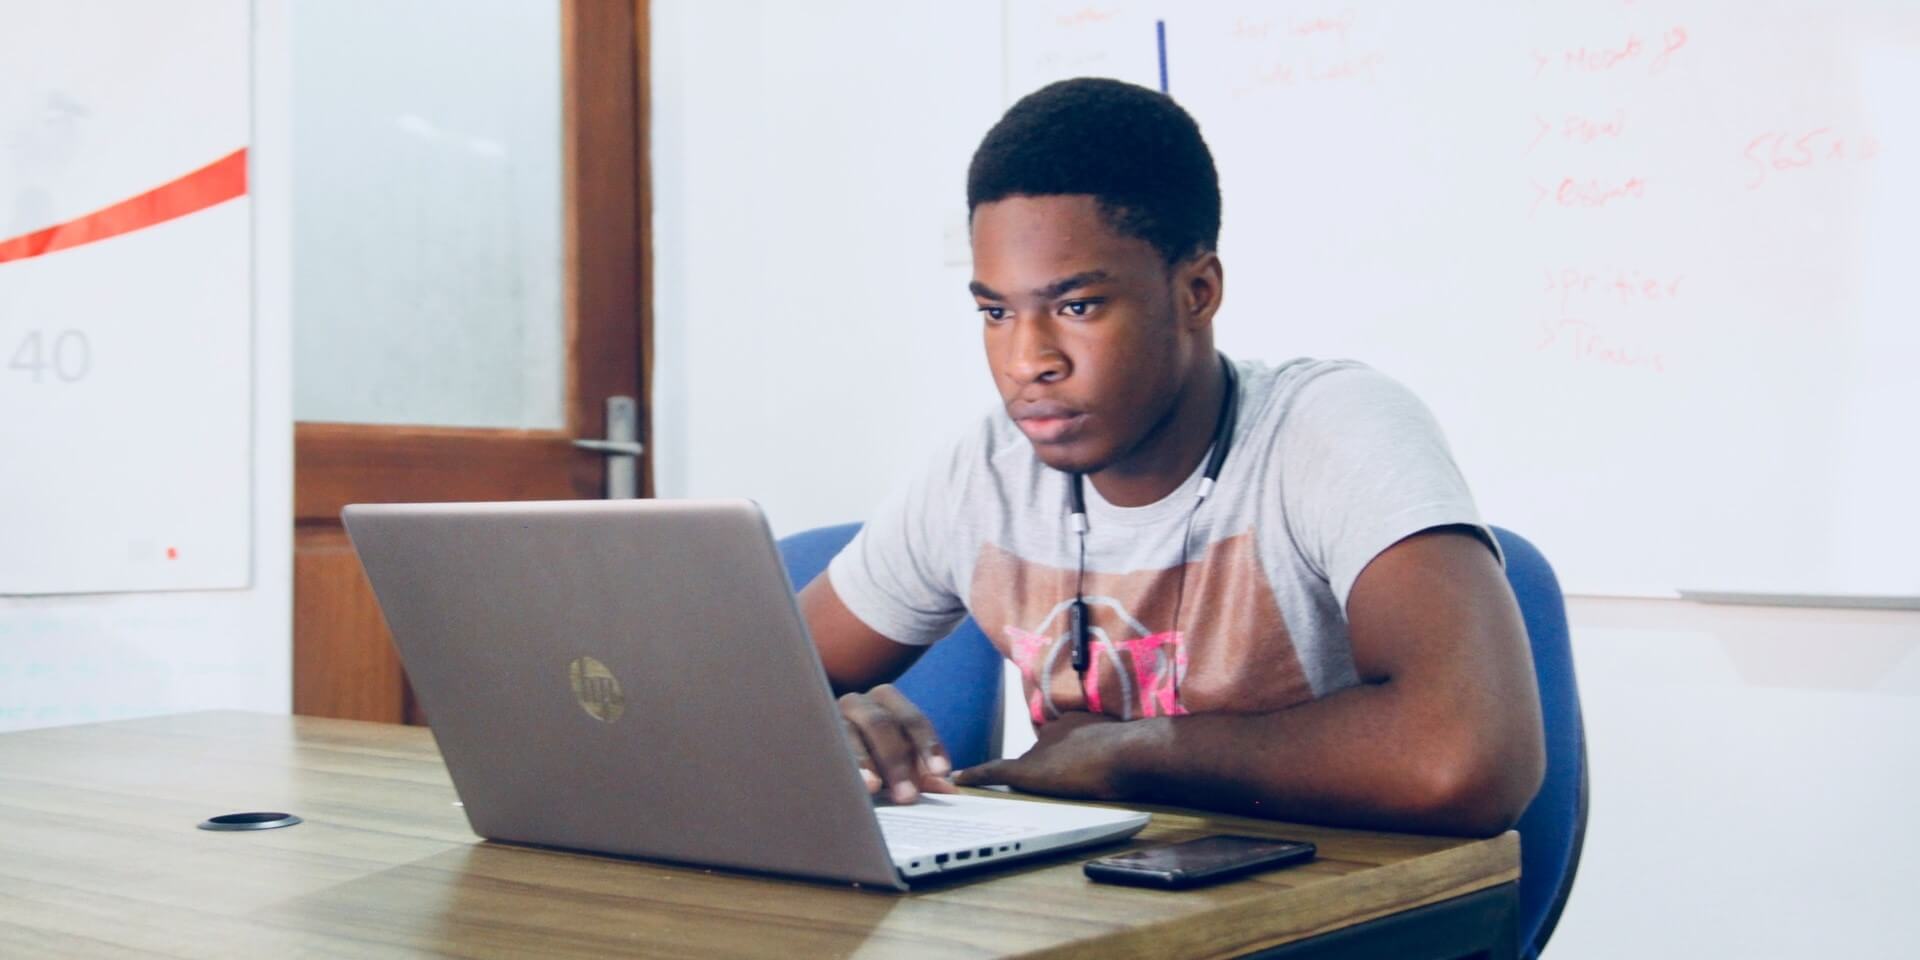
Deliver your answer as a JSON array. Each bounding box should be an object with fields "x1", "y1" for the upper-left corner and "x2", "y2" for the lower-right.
[
  {"x1": 969, "y1": 536, "x2": 1314, "y2": 726},
  {"x1": 1004, "y1": 614, "x2": 1191, "y2": 723},
  {"x1": 1006, "y1": 625, "x2": 1055, "y2": 725},
  {"x1": 1083, "y1": 645, "x2": 1107, "y2": 716},
  {"x1": 1126, "y1": 631, "x2": 1190, "y2": 719}
]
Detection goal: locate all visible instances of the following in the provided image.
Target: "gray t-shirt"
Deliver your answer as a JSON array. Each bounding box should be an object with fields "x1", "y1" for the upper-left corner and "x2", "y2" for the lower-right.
[{"x1": 828, "y1": 357, "x2": 1497, "y2": 727}]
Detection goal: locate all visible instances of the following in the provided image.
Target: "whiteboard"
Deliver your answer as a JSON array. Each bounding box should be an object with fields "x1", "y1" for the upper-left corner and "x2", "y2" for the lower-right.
[
  {"x1": 1006, "y1": 1, "x2": 1920, "y2": 598},
  {"x1": 0, "y1": 0, "x2": 252, "y2": 595}
]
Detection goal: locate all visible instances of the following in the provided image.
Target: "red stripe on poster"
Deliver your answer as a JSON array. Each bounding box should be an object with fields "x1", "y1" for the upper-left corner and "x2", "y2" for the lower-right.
[{"x1": 0, "y1": 147, "x2": 248, "y2": 265}]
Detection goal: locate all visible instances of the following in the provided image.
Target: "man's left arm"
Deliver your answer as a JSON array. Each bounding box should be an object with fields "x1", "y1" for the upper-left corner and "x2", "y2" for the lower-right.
[{"x1": 956, "y1": 526, "x2": 1547, "y2": 837}]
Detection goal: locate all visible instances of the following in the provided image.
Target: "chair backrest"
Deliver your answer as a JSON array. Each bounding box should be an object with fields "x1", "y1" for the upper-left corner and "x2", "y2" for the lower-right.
[
  {"x1": 779, "y1": 523, "x2": 1585, "y2": 958},
  {"x1": 1491, "y1": 526, "x2": 1588, "y2": 960},
  {"x1": 775, "y1": 523, "x2": 1003, "y2": 769}
]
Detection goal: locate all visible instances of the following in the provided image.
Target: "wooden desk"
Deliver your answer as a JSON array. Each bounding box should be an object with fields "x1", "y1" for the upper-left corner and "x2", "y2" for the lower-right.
[{"x1": 0, "y1": 712, "x2": 1518, "y2": 958}]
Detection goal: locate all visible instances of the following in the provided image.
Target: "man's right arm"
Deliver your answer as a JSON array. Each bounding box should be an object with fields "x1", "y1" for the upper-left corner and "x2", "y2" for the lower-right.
[
  {"x1": 800, "y1": 574, "x2": 922, "y2": 694},
  {"x1": 799, "y1": 575, "x2": 955, "y2": 803}
]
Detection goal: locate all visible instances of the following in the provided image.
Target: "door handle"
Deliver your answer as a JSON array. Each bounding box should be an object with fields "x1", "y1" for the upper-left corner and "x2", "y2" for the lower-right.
[
  {"x1": 573, "y1": 396, "x2": 643, "y2": 498},
  {"x1": 573, "y1": 439, "x2": 643, "y2": 456}
]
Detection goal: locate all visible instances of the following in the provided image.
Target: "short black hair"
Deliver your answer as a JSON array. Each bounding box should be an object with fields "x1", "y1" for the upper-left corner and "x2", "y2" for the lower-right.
[{"x1": 967, "y1": 77, "x2": 1221, "y2": 264}]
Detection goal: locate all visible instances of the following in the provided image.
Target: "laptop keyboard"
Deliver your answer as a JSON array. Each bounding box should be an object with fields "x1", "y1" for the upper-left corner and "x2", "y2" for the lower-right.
[{"x1": 875, "y1": 808, "x2": 1021, "y2": 856}]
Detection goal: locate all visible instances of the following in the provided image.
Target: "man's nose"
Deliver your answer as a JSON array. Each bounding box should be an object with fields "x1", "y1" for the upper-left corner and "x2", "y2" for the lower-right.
[{"x1": 1006, "y1": 314, "x2": 1068, "y2": 385}]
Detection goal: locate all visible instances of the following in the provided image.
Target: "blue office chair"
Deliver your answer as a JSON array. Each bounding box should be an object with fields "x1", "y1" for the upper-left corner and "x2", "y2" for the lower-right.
[
  {"x1": 779, "y1": 523, "x2": 1585, "y2": 958},
  {"x1": 776, "y1": 523, "x2": 1003, "y2": 768},
  {"x1": 1492, "y1": 526, "x2": 1588, "y2": 960}
]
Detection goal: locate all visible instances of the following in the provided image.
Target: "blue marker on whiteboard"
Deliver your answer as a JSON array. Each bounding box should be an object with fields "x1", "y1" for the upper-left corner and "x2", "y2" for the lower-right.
[{"x1": 1157, "y1": 19, "x2": 1169, "y2": 94}]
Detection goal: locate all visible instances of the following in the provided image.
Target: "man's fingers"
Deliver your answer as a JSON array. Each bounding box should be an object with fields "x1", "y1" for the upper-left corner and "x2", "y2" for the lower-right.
[
  {"x1": 870, "y1": 685, "x2": 952, "y2": 777},
  {"x1": 952, "y1": 759, "x2": 1018, "y2": 789},
  {"x1": 841, "y1": 717, "x2": 882, "y2": 794},
  {"x1": 839, "y1": 687, "x2": 965, "y2": 802},
  {"x1": 840, "y1": 693, "x2": 922, "y2": 803}
]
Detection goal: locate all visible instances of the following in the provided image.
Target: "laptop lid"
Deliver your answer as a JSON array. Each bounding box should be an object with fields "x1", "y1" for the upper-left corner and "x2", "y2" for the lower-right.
[{"x1": 343, "y1": 499, "x2": 905, "y2": 890}]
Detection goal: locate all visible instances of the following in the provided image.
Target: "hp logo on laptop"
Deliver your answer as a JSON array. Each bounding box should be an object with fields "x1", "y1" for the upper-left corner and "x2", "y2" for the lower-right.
[{"x1": 568, "y1": 656, "x2": 626, "y2": 723}]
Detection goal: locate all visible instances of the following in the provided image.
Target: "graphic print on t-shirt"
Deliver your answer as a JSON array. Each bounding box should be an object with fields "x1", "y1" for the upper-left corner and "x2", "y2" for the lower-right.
[{"x1": 968, "y1": 533, "x2": 1314, "y2": 726}]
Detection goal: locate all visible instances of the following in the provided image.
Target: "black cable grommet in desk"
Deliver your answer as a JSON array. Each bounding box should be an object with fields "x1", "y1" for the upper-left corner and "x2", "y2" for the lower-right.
[{"x1": 197, "y1": 812, "x2": 302, "y2": 831}]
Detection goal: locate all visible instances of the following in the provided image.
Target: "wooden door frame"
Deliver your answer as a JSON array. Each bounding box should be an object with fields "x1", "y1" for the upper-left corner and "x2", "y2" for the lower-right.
[{"x1": 293, "y1": 0, "x2": 651, "y2": 723}]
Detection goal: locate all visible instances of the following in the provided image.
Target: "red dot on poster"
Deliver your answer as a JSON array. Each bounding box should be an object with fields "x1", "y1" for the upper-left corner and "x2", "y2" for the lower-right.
[{"x1": 166, "y1": 547, "x2": 179, "y2": 560}]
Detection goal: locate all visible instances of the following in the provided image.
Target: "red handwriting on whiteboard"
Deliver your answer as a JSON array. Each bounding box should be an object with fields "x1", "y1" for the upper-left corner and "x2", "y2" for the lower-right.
[
  {"x1": 1055, "y1": 7, "x2": 1116, "y2": 28},
  {"x1": 1526, "y1": 110, "x2": 1629, "y2": 153},
  {"x1": 1535, "y1": 317, "x2": 1667, "y2": 373},
  {"x1": 1743, "y1": 129, "x2": 1882, "y2": 189},
  {"x1": 1232, "y1": 12, "x2": 1354, "y2": 42},
  {"x1": 1565, "y1": 110, "x2": 1628, "y2": 144},
  {"x1": 1242, "y1": 62, "x2": 1295, "y2": 89},
  {"x1": 1532, "y1": 27, "x2": 1687, "y2": 77},
  {"x1": 1291, "y1": 12, "x2": 1354, "y2": 41},
  {"x1": 1649, "y1": 27, "x2": 1688, "y2": 73},
  {"x1": 1232, "y1": 52, "x2": 1386, "y2": 97},
  {"x1": 1543, "y1": 268, "x2": 1684, "y2": 311},
  {"x1": 1310, "y1": 51, "x2": 1384, "y2": 83},
  {"x1": 1531, "y1": 177, "x2": 1648, "y2": 213},
  {"x1": 1231, "y1": 17, "x2": 1273, "y2": 40},
  {"x1": 1564, "y1": 34, "x2": 1640, "y2": 73}
]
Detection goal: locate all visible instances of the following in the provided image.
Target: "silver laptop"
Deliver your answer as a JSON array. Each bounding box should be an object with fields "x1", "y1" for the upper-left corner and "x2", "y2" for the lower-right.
[{"x1": 342, "y1": 498, "x2": 1148, "y2": 891}]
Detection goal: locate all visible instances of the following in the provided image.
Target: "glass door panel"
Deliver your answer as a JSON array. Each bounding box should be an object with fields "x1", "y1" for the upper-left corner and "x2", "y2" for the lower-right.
[{"x1": 290, "y1": 0, "x2": 564, "y2": 429}]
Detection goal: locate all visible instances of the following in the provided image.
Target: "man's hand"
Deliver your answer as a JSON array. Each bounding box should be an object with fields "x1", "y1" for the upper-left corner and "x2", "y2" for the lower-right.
[
  {"x1": 838, "y1": 684, "x2": 956, "y2": 804},
  {"x1": 953, "y1": 711, "x2": 1131, "y2": 800}
]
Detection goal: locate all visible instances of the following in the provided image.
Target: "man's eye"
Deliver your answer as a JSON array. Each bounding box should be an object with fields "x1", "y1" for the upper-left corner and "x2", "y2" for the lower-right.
[
  {"x1": 1061, "y1": 300, "x2": 1096, "y2": 317},
  {"x1": 979, "y1": 306, "x2": 1008, "y2": 322}
]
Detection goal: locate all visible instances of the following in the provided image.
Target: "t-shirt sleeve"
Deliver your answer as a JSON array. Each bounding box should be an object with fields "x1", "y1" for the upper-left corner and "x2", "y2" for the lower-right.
[
  {"x1": 1279, "y1": 366, "x2": 1502, "y2": 613},
  {"x1": 825, "y1": 439, "x2": 972, "y2": 646}
]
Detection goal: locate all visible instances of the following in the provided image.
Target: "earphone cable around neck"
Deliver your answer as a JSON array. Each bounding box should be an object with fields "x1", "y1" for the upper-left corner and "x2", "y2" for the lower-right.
[{"x1": 1066, "y1": 354, "x2": 1239, "y2": 679}]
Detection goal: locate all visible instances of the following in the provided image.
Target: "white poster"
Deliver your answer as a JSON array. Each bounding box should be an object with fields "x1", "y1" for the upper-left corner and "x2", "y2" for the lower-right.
[{"x1": 1, "y1": 1, "x2": 253, "y2": 594}]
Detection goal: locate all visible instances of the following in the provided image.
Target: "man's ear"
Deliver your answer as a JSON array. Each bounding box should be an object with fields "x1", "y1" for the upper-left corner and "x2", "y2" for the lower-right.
[{"x1": 1175, "y1": 252, "x2": 1225, "y2": 332}]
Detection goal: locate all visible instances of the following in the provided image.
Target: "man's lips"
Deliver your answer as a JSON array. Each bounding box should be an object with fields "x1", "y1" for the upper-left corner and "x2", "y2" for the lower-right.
[{"x1": 1011, "y1": 402, "x2": 1086, "y2": 444}]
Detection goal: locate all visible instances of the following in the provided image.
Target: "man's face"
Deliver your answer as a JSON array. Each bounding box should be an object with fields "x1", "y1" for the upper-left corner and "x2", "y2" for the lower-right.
[{"x1": 970, "y1": 194, "x2": 1193, "y2": 475}]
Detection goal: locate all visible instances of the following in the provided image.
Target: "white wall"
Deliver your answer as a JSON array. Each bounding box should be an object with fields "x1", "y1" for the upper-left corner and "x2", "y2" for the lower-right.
[
  {"x1": 649, "y1": 0, "x2": 1003, "y2": 535},
  {"x1": 0, "y1": 1, "x2": 293, "y2": 731},
  {"x1": 1550, "y1": 598, "x2": 1919, "y2": 957},
  {"x1": 653, "y1": 2, "x2": 1918, "y2": 955}
]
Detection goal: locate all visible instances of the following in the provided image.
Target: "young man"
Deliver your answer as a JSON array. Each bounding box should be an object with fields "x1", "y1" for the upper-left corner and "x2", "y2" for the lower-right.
[{"x1": 801, "y1": 78, "x2": 1544, "y2": 837}]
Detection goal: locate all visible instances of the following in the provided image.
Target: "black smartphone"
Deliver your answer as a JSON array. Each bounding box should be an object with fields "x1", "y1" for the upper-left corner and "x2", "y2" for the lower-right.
[{"x1": 1083, "y1": 835, "x2": 1317, "y2": 889}]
